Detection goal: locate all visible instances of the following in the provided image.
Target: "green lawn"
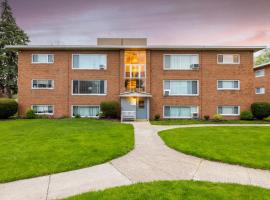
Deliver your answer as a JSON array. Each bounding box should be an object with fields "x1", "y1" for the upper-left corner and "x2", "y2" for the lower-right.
[
  {"x1": 159, "y1": 126, "x2": 270, "y2": 170},
  {"x1": 0, "y1": 119, "x2": 134, "y2": 183},
  {"x1": 151, "y1": 119, "x2": 270, "y2": 125},
  {"x1": 65, "y1": 181, "x2": 270, "y2": 200}
]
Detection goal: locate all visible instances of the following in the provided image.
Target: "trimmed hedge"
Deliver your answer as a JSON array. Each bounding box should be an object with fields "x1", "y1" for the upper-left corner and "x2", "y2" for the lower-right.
[
  {"x1": 0, "y1": 98, "x2": 18, "y2": 119},
  {"x1": 100, "y1": 101, "x2": 120, "y2": 119},
  {"x1": 240, "y1": 111, "x2": 253, "y2": 120},
  {"x1": 251, "y1": 102, "x2": 270, "y2": 119}
]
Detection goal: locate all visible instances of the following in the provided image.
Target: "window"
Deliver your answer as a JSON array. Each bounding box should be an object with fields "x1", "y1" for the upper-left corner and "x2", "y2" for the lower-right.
[
  {"x1": 72, "y1": 105, "x2": 100, "y2": 117},
  {"x1": 217, "y1": 106, "x2": 240, "y2": 116},
  {"x1": 32, "y1": 105, "x2": 54, "y2": 115},
  {"x1": 164, "y1": 80, "x2": 198, "y2": 96},
  {"x1": 217, "y1": 80, "x2": 240, "y2": 90},
  {"x1": 256, "y1": 87, "x2": 265, "y2": 94},
  {"x1": 32, "y1": 54, "x2": 54, "y2": 64},
  {"x1": 72, "y1": 54, "x2": 107, "y2": 69},
  {"x1": 255, "y1": 69, "x2": 265, "y2": 77},
  {"x1": 32, "y1": 80, "x2": 54, "y2": 89},
  {"x1": 164, "y1": 106, "x2": 198, "y2": 118},
  {"x1": 124, "y1": 51, "x2": 146, "y2": 92},
  {"x1": 217, "y1": 54, "x2": 240, "y2": 64},
  {"x1": 72, "y1": 80, "x2": 106, "y2": 95},
  {"x1": 164, "y1": 54, "x2": 199, "y2": 70}
]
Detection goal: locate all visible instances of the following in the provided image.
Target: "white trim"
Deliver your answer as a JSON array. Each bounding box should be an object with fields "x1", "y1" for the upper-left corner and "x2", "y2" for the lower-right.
[
  {"x1": 217, "y1": 106, "x2": 240, "y2": 116},
  {"x1": 31, "y1": 54, "x2": 54, "y2": 64},
  {"x1": 71, "y1": 80, "x2": 107, "y2": 96},
  {"x1": 163, "y1": 54, "x2": 199, "y2": 70},
  {"x1": 255, "y1": 69, "x2": 265, "y2": 77},
  {"x1": 6, "y1": 45, "x2": 266, "y2": 51},
  {"x1": 163, "y1": 105, "x2": 199, "y2": 119},
  {"x1": 71, "y1": 54, "x2": 107, "y2": 70},
  {"x1": 217, "y1": 80, "x2": 240, "y2": 90},
  {"x1": 31, "y1": 105, "x2": 54, "y2": 115},
  {"x1": 255, "y1": 87, "x2": 265, "y2": 94},
  {"x1": 71, "y1": 105, "x2": 100, "y2": 118},
  {"x1": 163, "y1": 80, "x2": 199, "y2": 96},
  {"x1": 217, "y1": 54, "x2": 240, "y2": 64},
  {"x1": 31, "y1": 79, "x2": 54, "y2": 90}
]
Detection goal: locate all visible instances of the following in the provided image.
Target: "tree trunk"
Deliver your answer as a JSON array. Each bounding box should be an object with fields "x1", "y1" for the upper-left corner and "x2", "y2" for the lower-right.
[{"x1": 5, "y1": 87, "x2": 12, "y2": 98}]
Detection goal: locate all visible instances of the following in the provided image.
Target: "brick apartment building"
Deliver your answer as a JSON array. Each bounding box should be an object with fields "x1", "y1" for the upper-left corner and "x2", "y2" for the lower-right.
[
  {"x1": 6, "y1": 38, "x2": 265, "y2": 120},
  {"x1": 254, "y1": 62, "x2": 270, "y2": 102}
]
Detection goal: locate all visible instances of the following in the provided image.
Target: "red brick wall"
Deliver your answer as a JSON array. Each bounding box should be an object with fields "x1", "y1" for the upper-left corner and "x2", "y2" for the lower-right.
[
  {"x1": 254, "y1": 66, "x2": 270, "y2": 102},
  {"x1": 18, "y1": 49, "x2": 255, "y2": 119},
  {"x1": 149, "y1": 50, "x2": 254, "y2": 119},
  {"x1": 18, "y1": 50, "x2": 120, "y2": 117}
]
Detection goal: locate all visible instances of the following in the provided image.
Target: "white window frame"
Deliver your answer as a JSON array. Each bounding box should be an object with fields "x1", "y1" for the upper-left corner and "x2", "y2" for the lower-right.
[
  {"x1": 71, "y1": 80, "x2": 107, "y2": 96},
  {"x1": 163, "y1": 54, "x2": 199, "y2": 70},
  {"x1": 217, "y1": 54, "x2": 240, "y2": 64},
  {"x1": 31, "y1": 79, "x2": 54, "y2": 90},
  {"x1": 217, "y1": 106, "x2": 240, "y2": 116},
  {"x1": 32, "y1": 54, "x2": 54, "y2": 64},
  {"x1": 72, "y1": 54, "x2": 107, "y2": 70},
  {"x1": 71, "y1": 105, "x2": 100, "y2": 118},
  {"x1": 217, "y1": 80, "x2": 240, "y2": 90},
  {"x1": 31, "y1": 105, "x2": 54, "y2": 115},
  {"x1": 163, "y1": 80, "x2": 199, "y2": 96},
  {"x1": 163, "y1": 105, "x2": 199, "y2": 119},
  {"x1": 255, "y1": 69, "x2": 265, "y2": 77},
  {"x1": 255, "y1": 87, "x2": 265, "y2": 94}
]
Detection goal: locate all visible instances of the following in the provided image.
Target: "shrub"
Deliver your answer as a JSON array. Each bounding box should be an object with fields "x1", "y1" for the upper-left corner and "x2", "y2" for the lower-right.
[
  {"x1": 251, "y1": 102, "x2": 270, "y2": 119},
  {"x1": 204, "y1": 115, "x2": 210, "y2": 121},
  {"x1": 26, "y1": 109, "x2": 37, "y2": 119},
  {"x1": 240, "y1": 111, "x2": 253, "y2": 120},
  {"x1": 213, "y1": 114, "x2": 223, "y2": 122},
  {"x1": 0, "y1": 98, "x2": 18, "y2": 119},
  {"x1": 154, "y1": 114, "x2": 160, "y2": 121},
  {"x1": 100, "y1": 101, "x2": 120, "y2": 119},
  {"x1": 74, "y1": 114, "x2": 81, "y2": 118},
  {"x1": 264, "y1": 116, "x2": 270, "y2": 121}
]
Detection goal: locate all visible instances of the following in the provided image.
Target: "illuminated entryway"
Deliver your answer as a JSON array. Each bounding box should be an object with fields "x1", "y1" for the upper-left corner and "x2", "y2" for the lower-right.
[
  {"x1": 121, "y1": 50, "x2": 151, "y2": 121},
  {"x1": 120, "y1": 92, "x2": 151, "y2": 121}
]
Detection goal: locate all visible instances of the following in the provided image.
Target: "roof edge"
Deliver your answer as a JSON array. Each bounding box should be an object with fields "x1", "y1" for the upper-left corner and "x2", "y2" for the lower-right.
[
  {"x1": 254, "y1": 62, "x2": 270, "y2": 69},
  {"x1": 5, "y1": 45, "x2": 266, "y2": 52}
]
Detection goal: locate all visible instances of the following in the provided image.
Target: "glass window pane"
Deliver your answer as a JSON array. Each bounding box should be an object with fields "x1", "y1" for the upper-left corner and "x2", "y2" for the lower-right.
[
  {"x1": 73, "y1": 55, "x2": 79, "y2": 68},
  {"x1": 48, "y1": 55, "x2": 54, "y2": 63},
  {"x1": 218, "y1": 55, "x2": 223, "y2": 63},
  {"x1": 74, "y1": 55, "x2": 106, "y2": 69},
  {"x1": 100, "y1": 81, "x2": 105, "y2": 94},
  {"x1": 73, "y1": 106, "x2": 99, "y2": 117},
  {"x1": 73, "y1": 80, "x2": 79, "y2": 94},
  {"x1": 33, "y1": 55, "x2": 38, "y2": 62}
]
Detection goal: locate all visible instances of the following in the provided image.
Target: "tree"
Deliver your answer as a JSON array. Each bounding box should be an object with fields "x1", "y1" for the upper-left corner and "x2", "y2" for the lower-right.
[
  {"x1": 255, "y1": 48, "x2": 270, "y2": 66},
  {"x1": 0, "y1": 0, "x2": 29, "y2": 98}
]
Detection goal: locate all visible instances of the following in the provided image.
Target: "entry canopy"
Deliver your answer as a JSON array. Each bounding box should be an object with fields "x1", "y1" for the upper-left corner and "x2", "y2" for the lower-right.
[{"x1": 119, "y1": 92, "x2": 152, "y2": 98}]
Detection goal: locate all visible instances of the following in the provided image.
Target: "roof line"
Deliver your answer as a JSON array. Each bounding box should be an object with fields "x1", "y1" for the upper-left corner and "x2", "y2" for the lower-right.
[
  {"x1": 254, "y1": 61, "x2": 270, "y2": 69},
  {"x1": 5, "y1": 45, "x2": 266, "y2": 52}
]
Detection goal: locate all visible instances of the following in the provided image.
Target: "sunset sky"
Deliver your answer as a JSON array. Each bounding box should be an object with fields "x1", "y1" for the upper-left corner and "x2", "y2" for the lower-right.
[{"x1": 7, "y1": 0, "x2": 270, "y2": 46}]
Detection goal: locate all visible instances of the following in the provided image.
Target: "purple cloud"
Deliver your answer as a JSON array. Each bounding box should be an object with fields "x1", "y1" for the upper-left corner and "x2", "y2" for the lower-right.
[{"x1": 7, "y1": 0, "x2": 270, "y2": 45}]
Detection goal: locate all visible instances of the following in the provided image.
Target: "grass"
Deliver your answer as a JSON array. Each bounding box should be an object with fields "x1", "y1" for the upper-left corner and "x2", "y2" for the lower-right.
[
  {"x1": 64, "y1": 180, "x2": 270, "y2": 200},
  {"x1": 0, "y1": 118, "x2": 134, "y2": 183},
  {"x1": 159, "y1": 126, "x2": 270, "y2": 170},
  {"x1": 151, "y1": 119, "x2": 270, "y2": 125}
]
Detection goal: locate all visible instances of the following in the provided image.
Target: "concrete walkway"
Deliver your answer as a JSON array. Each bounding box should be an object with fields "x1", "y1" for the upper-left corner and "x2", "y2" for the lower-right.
[{"x1": 1, "y1": 122, "x2": 270, "y2": 200}]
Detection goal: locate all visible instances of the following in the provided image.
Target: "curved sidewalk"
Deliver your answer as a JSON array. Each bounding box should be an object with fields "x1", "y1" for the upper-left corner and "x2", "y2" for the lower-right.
[{"x1": 1, "y1": 122, "x2": 270, "y2": 200}]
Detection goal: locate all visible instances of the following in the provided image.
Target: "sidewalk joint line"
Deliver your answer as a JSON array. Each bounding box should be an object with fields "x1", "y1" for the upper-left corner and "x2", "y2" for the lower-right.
[
  {"x1": 45, "y1": 175, "x2": 51, "y2": 200},
  {"x1": 109, "y1": 162, "x2": 134, "y2": 183},
  {"x1": 192, "y1": 159, "x2": 203, "y2": 180}
]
